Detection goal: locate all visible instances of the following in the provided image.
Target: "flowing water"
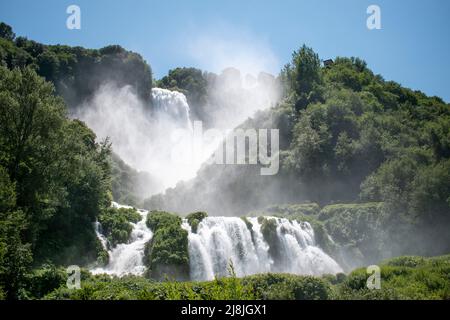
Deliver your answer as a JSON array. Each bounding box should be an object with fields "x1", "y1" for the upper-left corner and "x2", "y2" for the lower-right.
[
  {"x1": 151, "y1": 87, "x2": 193, "y2": 131},
  {"x1": 182, "y1": 216, "x2": 342, "y2": 281},
  {"x1": 91, "y1": 203, "x2": 153, "y2": 276},
  {"x1": 86, "y1": 83, "x2": 343, "y2": 279},
  {"x1": 93, "y1": 211, "x2": 342, "y2": 279}
]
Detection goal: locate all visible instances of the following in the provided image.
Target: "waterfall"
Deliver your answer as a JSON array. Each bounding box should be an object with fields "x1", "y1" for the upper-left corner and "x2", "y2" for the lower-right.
[
  {"x1": 94, "y1": 221, "x2": 108, "y2": 250},
  {"x1": 93, "y1": 206, "x2": 342, "y2": 279},
  {"x1": 151, "y1": 88, "x2": 193, "y2": 131},
  {"x1": 91, "y1": 203, "x2": 153, "y2": 276},
  {"x1": 74, "y1": 85, "x2": 196, "y2": 194},
  {"x1": 182, "y1": 216, "x2": 342, "y2": 281}
]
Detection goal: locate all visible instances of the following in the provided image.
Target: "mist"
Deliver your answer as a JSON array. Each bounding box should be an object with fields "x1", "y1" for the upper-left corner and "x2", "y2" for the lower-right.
[{"x1": 73, "y1": 71, "x2": 281, "y2": 200}]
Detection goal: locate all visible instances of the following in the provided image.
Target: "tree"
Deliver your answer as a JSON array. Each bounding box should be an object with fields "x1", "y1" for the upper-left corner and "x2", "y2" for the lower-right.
[
  {"x1": 0, "y1": 166, "x2": 32, "y2": 299},
  {"x1": 0, "y1": 66, "x2": 112, "y2": 272},
  {"x1": 0, "y1": 23, "x2": 15, "y2": 41},
  {"x1": 285, "y1": 45, "x2": 323, "y2": 110}
]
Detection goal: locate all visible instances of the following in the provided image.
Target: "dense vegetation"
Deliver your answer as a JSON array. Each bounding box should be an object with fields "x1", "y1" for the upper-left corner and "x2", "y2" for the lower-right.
[
  {"x1": 147, "y1": 45, "x2": 450, "y2": 267},
  {"x1": 110, "y1": 153, "x2": 157, "y2": 207},
  {"x1": 144, "y1": 211, "x2": 189, "y2": 280},
  {"x1": 186, "y1": 211, "x2": 207, "y2": 233},
  {"x1": 0, "y1": 22, "x2": 153, "y2": 299},
  {"x1": 0, "y1": 23, "x2": 153, "y2": 108},
  {"x1": 98, "y1": 206, "x2": 141, "y2": 247},
  {"x1": 26, "y1": 255, "x2": 450, "y2": 300},
  {"x1": 1, "y1": 21, "x2": 448, "y2": 300},
  {"x1": 157, "y1": 67, "x2": 210, "y2": 124},
  {"x1": 0, "y1": 22, "x2": 160, "y2": 207},
  {"x1": 0, "y1": 66, "x2": 112, "y2": 298}
]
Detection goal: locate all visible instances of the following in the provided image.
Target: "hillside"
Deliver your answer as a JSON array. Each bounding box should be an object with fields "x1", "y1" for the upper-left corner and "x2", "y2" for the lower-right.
[
  {"x1": 145, "y1": 47, "x2": 450, "y2": 266},
  {"x1": 0, "y1": 21, "x2": 449, "y2": 301}
]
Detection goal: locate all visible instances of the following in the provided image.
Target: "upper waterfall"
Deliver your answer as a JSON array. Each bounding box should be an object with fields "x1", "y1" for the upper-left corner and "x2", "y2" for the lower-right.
[{"x1": 151, "y1": 87, "x2": 193, "y2": 131}]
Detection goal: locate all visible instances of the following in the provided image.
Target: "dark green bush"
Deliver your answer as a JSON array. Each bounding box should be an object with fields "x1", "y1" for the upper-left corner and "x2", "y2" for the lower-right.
[
  {"x1": 145, "y1": 211, "x2": 189, "y2": 280},
  {"x1": 186, "y1": 211, "x2": 207, "y2": 233},
  {"x1": 98, "y1": 207, "x2": 141, "y2": 247},
  {"x1": 24, "y1": 264, "x2": 67, "y2": 299}
]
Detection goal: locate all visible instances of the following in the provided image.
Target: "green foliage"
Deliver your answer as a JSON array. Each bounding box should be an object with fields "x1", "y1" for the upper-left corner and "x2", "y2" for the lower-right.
[
  {"x1": 259, "y1": 218, "x2": 282, "y2": 261},
  {"x1": 186, "y1": 211, "x2": 207, "y2": 233},
  {"x1": 33, "y1": 254, "x2": 450, "y2": 300},
  {"x1": 0, "y1": 23, "x2": 153, "y2": 108},
  {"x1": 0, "y1": 209, "x2": 32, "y2": 299},
  {"x1": 145, "y1": 211, "x2": 189, "y2": 280},
  {"x1": 110, "y1": 153, "x2": 156, "y2": 207},
  {"x1": 146, "y1": 210, "x2": 181, "y2": 230},
  {"x1": 282, "y1": 45, "x2": 324, "y2": 111},
  {"x1": 23, "y1": 264, "x2": 67, "y2": 299},
  {"x1": 337, "y1": 255, "x2": 450, "y2": 299},
  {"x1": 44, "y1": 272, "x2": 330, "y2": 301},
  {"x1": 319, "y1": 203, "x2": 389, "y2": 265},
  {"x1": 324, "y1": 57, "x2": 374, "y2": 92},
  {"x1": 0, "y1": 22, "x2": 15, "y2": 41},
  {"x1": 244, "y1": 273, "x2": 332, "y2": 300},
  {"x1": 98, "y1": 206, "x2": 141, "y2": 247},
  {"x1": 45, "y1": 272, "x2": 254, "y2": 300},
  {"x1": 157, "y1": 67, "x2": 209, "y2": 123},
  {"x1": 0, "y1": 65, "x2": 113, "y2": 297},
  {"x1": 264, "y1": 203, "x2": 320, "y2": 216},
  {"x1": 95, "y1": 239, "x2": 109, "y2": 266}
]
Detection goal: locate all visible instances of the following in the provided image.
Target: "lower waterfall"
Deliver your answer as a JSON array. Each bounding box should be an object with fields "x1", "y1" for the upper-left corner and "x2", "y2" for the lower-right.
[
  {"x1": 182, "y1": 217, "x2": 342, "y2": 281},
  {"x1": 91, "y1": 203, "x2": 153, "y2": 276},
  {"x1": 93, "y1": 205, "x2": 342, "y2": 279}
]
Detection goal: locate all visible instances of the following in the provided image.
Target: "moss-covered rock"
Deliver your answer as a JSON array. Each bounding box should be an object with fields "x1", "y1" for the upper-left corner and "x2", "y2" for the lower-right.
[
  {"x1": 318, "y1": 202, "x2": 387, "y2": 266},
  {"x1": 146, "y1": 210, "x2": 181, "y2": 230},
  {"x1": 264, "y1": 203, "x2": 320, "y2": 216},
  {"x1": 186, "y1": 211, "x2": 207, "y2": 233},
  {"x1": 95, "y1": 238, "x2": 109, "y2": 267},
  {"x1": 98, "y1": 206, "x2": 141, "y2": 247},
  {"x1": 260, "y1": 218, "x2": 283, "y2": 262},
  {"x1": 145, "y1": 211, "x2": 189, "y2": 281}
]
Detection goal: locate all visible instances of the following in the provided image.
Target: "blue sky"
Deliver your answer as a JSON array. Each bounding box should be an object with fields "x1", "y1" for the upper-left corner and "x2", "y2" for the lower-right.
[{"x1": 1, "y1": 0, "x2": 449, "y2": 101}]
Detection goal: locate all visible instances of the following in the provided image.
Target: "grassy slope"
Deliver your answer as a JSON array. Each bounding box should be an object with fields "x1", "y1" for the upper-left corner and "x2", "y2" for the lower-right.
[{"x1": 38, "y1": 255, "x2": 450, "y2": 300}]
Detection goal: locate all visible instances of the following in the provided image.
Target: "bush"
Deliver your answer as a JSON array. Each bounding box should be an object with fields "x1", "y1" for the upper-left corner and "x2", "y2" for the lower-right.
[
  {"x1": 264, "y1": 203, "x2": 320, "y2": 216},
  {"x1": 145, "y1": 211, "x2": 189, "y2": 280},
  {"x1": 244, "y1": 273, "x2": 332, "y2": 300},
  {"x1": 98, "y1": 207, "x2": 141, "y2": 247},
  {"x1": 336, "y1": 255, "x2": 450, "y2": 299},
  {"x1": 318, "y1": 203, "x2": 387, "y2": 265},
  {"x1": 24, "y1": 264, "x2": 67, "y2": 299},
  {"x1": 186, "y1": 211, "x2": 207, "y2": 233}
]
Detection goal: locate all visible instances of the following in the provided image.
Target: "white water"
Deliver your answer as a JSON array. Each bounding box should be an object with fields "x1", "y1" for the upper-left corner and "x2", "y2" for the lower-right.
[
  {"x1": 94, "y1": 221, "x2": 108, "y2": 250},
  {"x1": 74, "y1": 85, "x2": 199, "y2": 194},
  {"x1": 182, "y1": 216, "x2": 342, "y2": 281},
  {"x1": 93, "y1": 206, "x2": 341, "y2": 279},
  {"x1": 151, "y1": 88, "x2": 193, "y2": 131},
  {"x1": 91, "y1": 203, "x2": 153, "y2": 276}
]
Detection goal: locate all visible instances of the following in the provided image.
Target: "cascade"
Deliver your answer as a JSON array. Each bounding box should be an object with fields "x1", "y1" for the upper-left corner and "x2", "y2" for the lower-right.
[
  {"x1": 91, "y1": 203, "x2": 153, "y2": 276},
  {"x1": 182, "y1": 216, "x2": 342, "y2": 281}
]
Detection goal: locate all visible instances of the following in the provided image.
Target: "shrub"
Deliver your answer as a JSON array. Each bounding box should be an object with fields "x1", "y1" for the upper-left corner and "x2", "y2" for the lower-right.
[
  {"x1": 24, "y1": 264, "x2": 67, "y2": 299},
  {"x1": 186, "y1": 211, "x2": 207, "y2": 233},
  {"x1": 98, "y1": 206, "x2": 141, "y2": 247},
  {"x1": 244, "y1": 273, "x2": 332, "y2": 300},
  {"x1": 145, "y1": 211, "x2": 189, "y2": 280}
]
